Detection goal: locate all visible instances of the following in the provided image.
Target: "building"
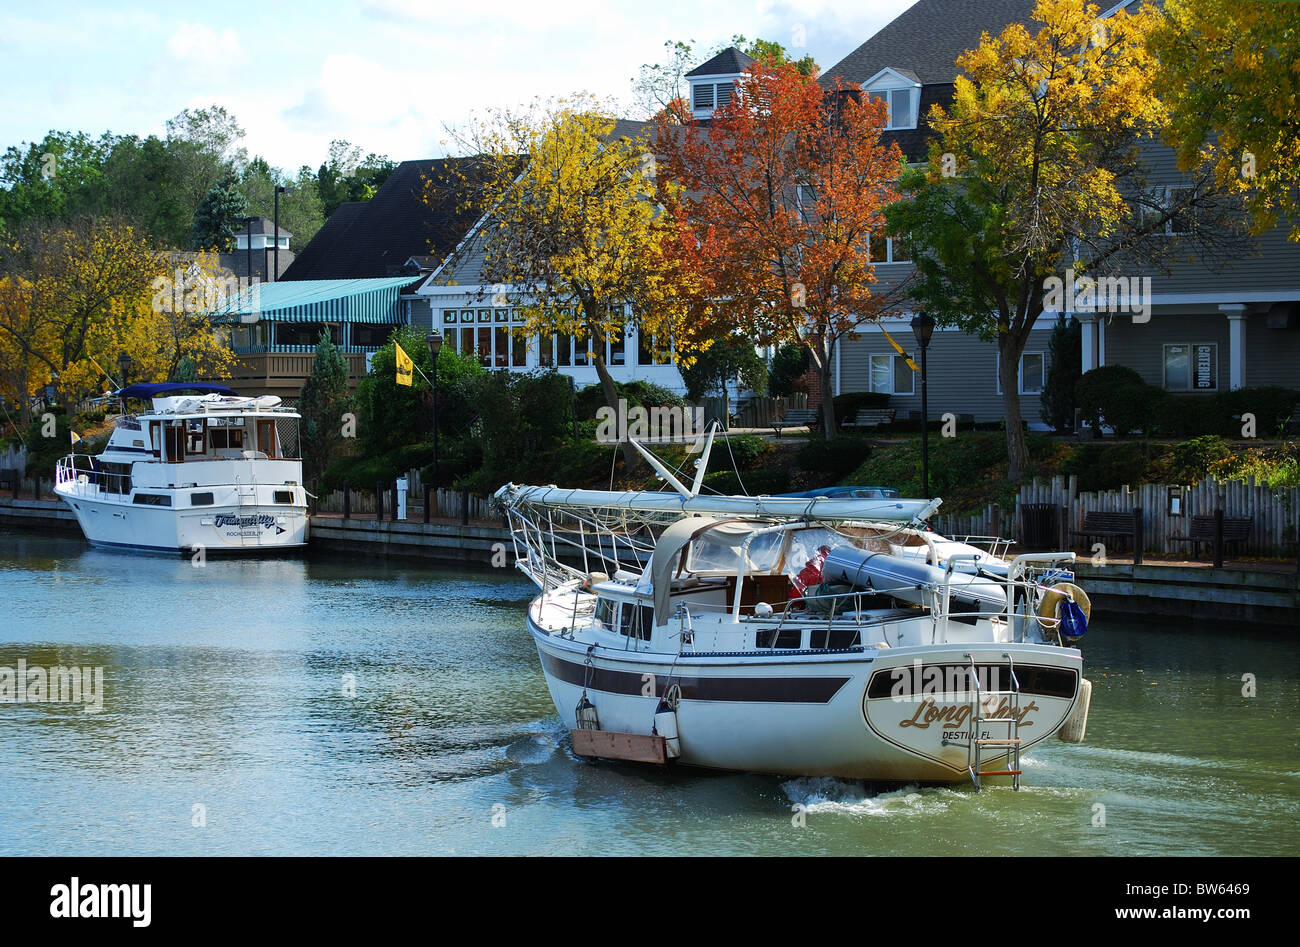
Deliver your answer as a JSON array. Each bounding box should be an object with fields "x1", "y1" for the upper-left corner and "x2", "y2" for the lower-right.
[
  {"x1": 207, "y1": 278, "x2": 416, "y2": 400},
  {"x1": 818, "y1": 0, "x2": 1300, "y2": 424},
  {"x1": 281, "y1": 158, "x2": 483, "y2": 283},
  {"x1": 402, "y1": 120, "x2": 687, "y2": 392},
  {"x1": 221, "y1": 216, "x2": 294, "y2": 282}
]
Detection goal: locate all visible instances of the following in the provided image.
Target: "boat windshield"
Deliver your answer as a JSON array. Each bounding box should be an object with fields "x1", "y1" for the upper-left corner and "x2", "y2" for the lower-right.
[{"x1": 686, "y1": 528, "x2": 784, "y2": 574}]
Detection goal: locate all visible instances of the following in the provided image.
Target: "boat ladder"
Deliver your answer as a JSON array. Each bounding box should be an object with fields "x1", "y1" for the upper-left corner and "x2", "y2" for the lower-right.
[
  {"x1": 234, "y1": 475, "x2": 261, "y2": 545},
  {"x1": 964, "y1": 652, "x2": 1023, "y2": 792}
]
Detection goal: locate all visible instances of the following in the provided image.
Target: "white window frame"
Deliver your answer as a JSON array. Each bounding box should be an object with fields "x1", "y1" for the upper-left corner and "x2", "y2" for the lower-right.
[
  {"x1": 869, "y1": 353, "x2": 914, "y2": 395},
  {"x1": 996, "y1": 351, "x2": 1048, "y2": 395},
  {"x1": 1163, "y1": 342, "x2": 1218, "y2": 391}
]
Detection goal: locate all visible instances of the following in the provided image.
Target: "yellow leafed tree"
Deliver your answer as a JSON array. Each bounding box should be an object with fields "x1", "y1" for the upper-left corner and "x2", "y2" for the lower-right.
[{"x1": 431, "y1": 97, "x2": 703, "y2": 465}]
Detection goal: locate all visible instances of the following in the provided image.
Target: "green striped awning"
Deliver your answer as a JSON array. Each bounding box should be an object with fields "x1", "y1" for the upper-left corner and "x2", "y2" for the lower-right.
[{"x1": 210, "y1": 278, "x2": 414, "y2": 324}]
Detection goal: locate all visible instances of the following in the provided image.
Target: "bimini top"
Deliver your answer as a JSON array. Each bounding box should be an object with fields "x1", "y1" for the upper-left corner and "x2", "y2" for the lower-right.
[
  {"x1": 116, "y1": 383, "x2": 238, "y2": 399},
  {"x1": 495, "y1": 484, "x2": 940, "y2": 524}
]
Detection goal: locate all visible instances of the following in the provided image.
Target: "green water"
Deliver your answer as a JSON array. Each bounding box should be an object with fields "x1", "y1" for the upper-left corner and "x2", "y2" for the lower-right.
[{"x1": 0, "y1": 531, "x2": 1296, "y2": 856}]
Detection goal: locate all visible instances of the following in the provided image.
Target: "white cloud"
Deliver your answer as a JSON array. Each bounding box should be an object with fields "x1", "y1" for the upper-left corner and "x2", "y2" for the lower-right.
[{"x1": 164, "y1": 23, "x2": 244, "y2": 73}]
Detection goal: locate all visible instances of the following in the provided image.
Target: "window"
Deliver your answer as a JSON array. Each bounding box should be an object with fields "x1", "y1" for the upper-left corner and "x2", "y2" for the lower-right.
[
  {"x1": 132, "y1": 493, "x2": 172, "y2": 506},
  {"x1": 868, "y1": 234, "x2": 909, "y2": 264},
  {"x1": 1164, "y1": 343, "x2": 1217, "y2": 391},
  {"x1": 191, "y1": 492, "x2": 214, "y2": 506},
  {"x1": 273, "y1": 490, "x2": 293, "y2": 504},
  {"x1": 869, "y1": 354, "x2": 914, "y2": 395},
  {"x1": 210, "y1": 426, "x2": 244, "y2": 450},
  {"x1": 596, "y1": 598, "x2": 619, "y2": 632},
  {"x1": 352, "y1": 324, "x2": 391, "y2": 347},
  {"x1": 693, "y1": 83, "x2": 714, "y2": 110},
  {"x1": 870, "y1": 87, "x2": 917, "y2": 129},
  {"x1": 995, "y1": 352, "x2": 1048, "y2": 395},
  {"x1": 1165, "y1": 187, "x2": 1194, "y2": 235},
  {"x1": 1020, "y1": 353, "x2": 1045, "y2": 395},
  {"x1": 622, "y1": 604, "x2": 653, "y2": 642}
]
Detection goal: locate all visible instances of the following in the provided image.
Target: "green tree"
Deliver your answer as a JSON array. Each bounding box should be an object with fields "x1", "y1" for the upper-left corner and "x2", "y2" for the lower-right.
[
  {"x1": 0, "y1": 131, "x2": 111, "y2": 229},
  {"x1": 316, "y1": 140, "x2": 397, "y2": 218},
  {"x1": 1151, "y1": 0, "x2": 1300, "y2": 241},
  {"x1": 240, "y1": 160, "x2": 325, "y2": 250},
  {"x1": 298, "y1": 329, "x2": 351, "y2": 482},
  {"x1": 768, "y1": 343, "x2": 810, "y2": 398},
  {"x1": 1040, "y1": 316, "x2": 1081, "y2": 432},
  {"x1": 679, "y1": 336, "x2": 767, "y2": 402},
  {"x1": 191, "y1": 173, "x2": 248, "y2": 251}
]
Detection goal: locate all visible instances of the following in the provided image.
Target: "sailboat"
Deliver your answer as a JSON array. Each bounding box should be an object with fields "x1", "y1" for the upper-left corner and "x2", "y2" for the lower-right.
[{"x1": 495, "y1": 426, "x2": 1092, "y2": 789}]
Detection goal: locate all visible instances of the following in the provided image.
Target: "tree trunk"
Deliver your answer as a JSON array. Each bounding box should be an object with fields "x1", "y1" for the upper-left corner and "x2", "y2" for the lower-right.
[
  {"x1": 809, "y1": 339, "x2": 838, "y2": 439},
  {"x1": 998, "y1": 333, "x2": 1029, "y2": 482},
  {"x1": 593, "y1": 350, "x2": 640, "y2": 473}
]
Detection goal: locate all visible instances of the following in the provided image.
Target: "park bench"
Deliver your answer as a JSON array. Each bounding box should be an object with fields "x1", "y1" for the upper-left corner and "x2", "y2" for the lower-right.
[
  {"x1": 1071, "y1": 510, "x2": 1141, "y2": 551},
  {"x1": 1170, "y1": 514, "x2": 1253, "y2": 559},
  {"x1": 841, "y1": 408, "x2": 896, "y2": 431},
  {"x1": 772, "y1": 408, "x2": 821, "y2": 436}
]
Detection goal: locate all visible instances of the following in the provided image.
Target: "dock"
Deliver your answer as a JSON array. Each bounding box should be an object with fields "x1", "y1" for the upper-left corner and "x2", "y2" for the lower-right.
[{"x1": 4, "y1": 496, "x2": 1296, "y2": 627}]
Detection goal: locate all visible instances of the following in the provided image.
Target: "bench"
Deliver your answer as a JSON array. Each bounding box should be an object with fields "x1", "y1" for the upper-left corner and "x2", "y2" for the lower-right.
[
  {"x1": 1071, "y1": 510, "x2": 1141, "y2": 550},
  {"x1": 1171, "y1": 514, "x2": 1253, "y2": 558},
  {"x1": 841, "y1": 408, "x2": 896, "y2": 431},
  {"x1": 772, "y1": 408, "x2": 821, "y2": 436}
]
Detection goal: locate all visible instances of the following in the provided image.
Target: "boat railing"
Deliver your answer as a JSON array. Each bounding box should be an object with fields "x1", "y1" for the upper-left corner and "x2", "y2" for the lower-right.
[
  {"x1": 55, "y1": 454, "x2": 132, "y2": 498},
  {"x1": 946, "y1": 535, "x2": 1018, "y2": 561}
]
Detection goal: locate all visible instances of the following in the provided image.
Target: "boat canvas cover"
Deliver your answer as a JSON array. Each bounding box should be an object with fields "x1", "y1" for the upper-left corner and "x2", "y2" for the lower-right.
[{"x1": 496, "y1": 485, "x2": 938, "y2": 524}]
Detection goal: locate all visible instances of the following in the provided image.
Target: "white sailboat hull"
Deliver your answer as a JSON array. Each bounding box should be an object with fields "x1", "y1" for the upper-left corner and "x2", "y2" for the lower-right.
[{"x1": 527, "y1": 611, "x2": 1082, "y2": 782}]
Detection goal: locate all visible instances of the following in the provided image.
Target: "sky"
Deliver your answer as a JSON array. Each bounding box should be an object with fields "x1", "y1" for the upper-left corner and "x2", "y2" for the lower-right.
[{"x1": 0, "y1": 0, "x2": 916, "y2": 172}]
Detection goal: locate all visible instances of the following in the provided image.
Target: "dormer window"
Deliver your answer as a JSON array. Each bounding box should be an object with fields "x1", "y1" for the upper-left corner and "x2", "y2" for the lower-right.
[
  {"x1": 862, "y1": 67, "x2": 921, "y2": 131},
  {"x1": 685, "y1": 46, "x2": 754, "y2": 120}
]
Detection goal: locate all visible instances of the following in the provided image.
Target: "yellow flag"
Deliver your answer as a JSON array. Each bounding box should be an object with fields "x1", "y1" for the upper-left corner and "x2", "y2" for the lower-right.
[{"x1": 395, "y1": 342, "x2": 413, "y2": 387}]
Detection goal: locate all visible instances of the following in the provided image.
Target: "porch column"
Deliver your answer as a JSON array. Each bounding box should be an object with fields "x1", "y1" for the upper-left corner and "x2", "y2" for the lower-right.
[
  {"x1": 1220, "y1": 304, "x2": 1247, "y2": 390},
  {"x1": 1079, "y1": 313, "x2": 1098, "y2": 373}
]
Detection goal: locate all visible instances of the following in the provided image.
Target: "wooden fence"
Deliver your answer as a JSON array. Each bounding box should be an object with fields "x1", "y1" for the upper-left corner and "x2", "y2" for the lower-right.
[
  {"x1": 934, "y1": 474, "x2": 1298, "y2": 557},
  {"x1": 313, "y1": 468, "x2": 493, "y2": 521}
]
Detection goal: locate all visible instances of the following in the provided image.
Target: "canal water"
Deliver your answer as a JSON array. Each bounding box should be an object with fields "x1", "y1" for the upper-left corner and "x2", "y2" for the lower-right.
[{"x1": 1, "y1": 532, "x2": 1296, "y2": 856}]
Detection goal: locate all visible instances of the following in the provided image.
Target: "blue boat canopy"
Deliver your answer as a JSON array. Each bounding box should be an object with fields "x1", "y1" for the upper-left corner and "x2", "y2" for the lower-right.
[{"x1": 116, "y1": 383, "x2": 238, "y2": 399}]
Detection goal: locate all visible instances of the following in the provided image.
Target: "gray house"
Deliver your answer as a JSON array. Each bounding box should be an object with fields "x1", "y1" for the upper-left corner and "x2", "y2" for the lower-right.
[{"x1": 813, "y1": 0, "x2": 1300, "y2": 425}]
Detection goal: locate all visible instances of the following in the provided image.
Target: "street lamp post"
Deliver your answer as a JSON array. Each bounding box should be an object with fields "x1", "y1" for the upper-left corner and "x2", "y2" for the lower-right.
[
  {"x1": 425, "y1": 331, "x2": 443, "y2": 482},
  {"x1": 910, "y1": 311, "x2": 935, "y2": 498},
  {"x1": 116, "y1": 352, "x2": 132, "y2": 389},
  {"x1": 273, "y1": 185, "x2": 289, "y2": 281}
]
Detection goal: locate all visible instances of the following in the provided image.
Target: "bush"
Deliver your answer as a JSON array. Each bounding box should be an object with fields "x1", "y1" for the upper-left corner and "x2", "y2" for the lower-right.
[
  {"x1": 573, "y1": 380, "x2": 685, "y2": 421},
  {"x1": 1061, "y1": 441, "x2": 1161, "y2": 493},
  {"x1": 1161, "y1": 435, "x2": 1233, "y2": 484},
  {"x1": 717, "y1": 433, "x2": 771, "y2": 471},
  {"x1": 702, "y1": 468, "x2": 791, "y2": 496},
  {"x1": 768, "y1": 343, "x2": 810, "y2": 397},
  {"x1": 796, "y1": 436, "x2": 873, "y2": 483},
  {"x1": 1075, "y1": 364, "x2": 1159, "y2": 436}
]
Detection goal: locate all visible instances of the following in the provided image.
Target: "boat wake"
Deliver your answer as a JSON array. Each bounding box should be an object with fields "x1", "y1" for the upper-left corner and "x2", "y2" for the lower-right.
[{"x1": 780, "y1": 776, "x2": 960, "y2": 816}]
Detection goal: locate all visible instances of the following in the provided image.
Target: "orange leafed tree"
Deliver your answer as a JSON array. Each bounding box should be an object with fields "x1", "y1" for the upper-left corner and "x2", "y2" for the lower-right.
[{"x1": 655, "y1": 62, "x2": 904, "y2": 437}]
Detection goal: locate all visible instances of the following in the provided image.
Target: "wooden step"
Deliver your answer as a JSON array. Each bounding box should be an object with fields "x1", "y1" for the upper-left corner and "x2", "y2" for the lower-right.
[
  {"x1": 571, "y1": 728, "x2": 667, "y2": 764},
  {"x1": 975, "y1": 739, "x2": 1022, "y2": 745},
  {"x1": 977, "y1": 770, "x2": 1022, "y2": 777}
]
